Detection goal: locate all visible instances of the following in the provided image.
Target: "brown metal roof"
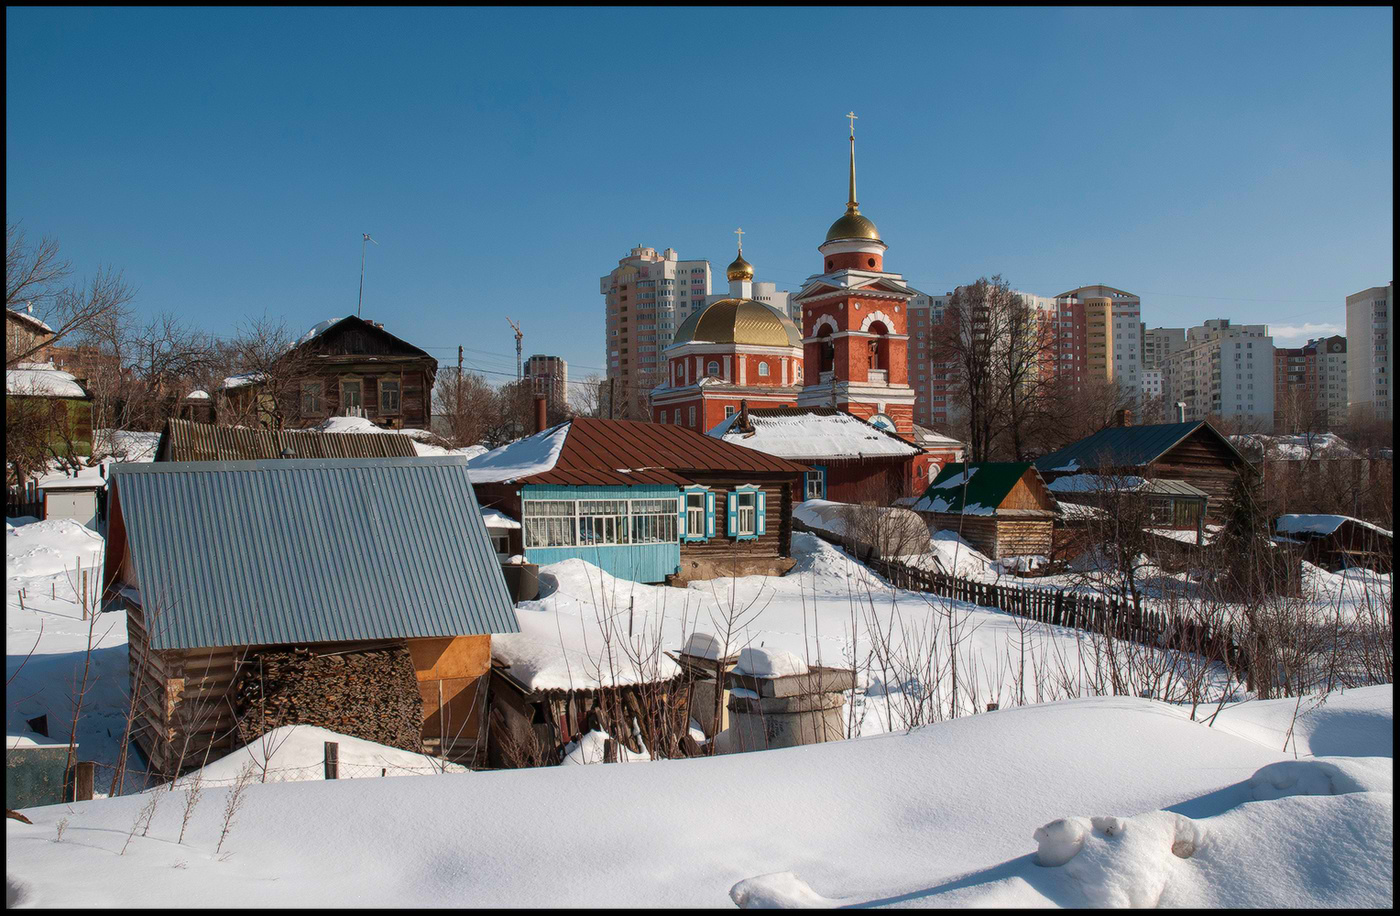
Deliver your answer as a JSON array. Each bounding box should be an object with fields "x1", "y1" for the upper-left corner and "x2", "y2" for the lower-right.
[
  {"x1": 520, "y1": 417, "x2": 807, "y2": 487},
  {"x1": 155, "y1": 417, "x2": 419, "y2": 462}
]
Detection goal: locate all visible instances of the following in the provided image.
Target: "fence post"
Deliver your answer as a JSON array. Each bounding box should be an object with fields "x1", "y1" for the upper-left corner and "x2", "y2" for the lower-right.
[
  {"x1": 324, "y1": 741, "x2": 339, "y2": 780},
  {"x1": 69, "y1": 761, "x2": 94, "y2": 802}
]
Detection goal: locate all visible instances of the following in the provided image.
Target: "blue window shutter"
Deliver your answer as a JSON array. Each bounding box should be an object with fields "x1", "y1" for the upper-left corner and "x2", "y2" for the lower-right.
[
  {"x1": 726, "y1": 492, "x2": 738, "y2": 537},
  {"x1": 705, "y1": 490, "x2": 716, "y2": 537},
  {"x1": 677, "y1": 493, "x2": 687, "y2": 539},
  {"x1": 756, "y1": 490, "x2": 767, "y2": 536}
]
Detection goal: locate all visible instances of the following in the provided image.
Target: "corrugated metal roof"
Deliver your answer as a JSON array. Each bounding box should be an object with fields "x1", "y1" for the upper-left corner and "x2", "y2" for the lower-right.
[
  {"x1": 1034, "y1": 421, "x2": 1246, "y2": 474},
  {"x1": 710, "y1": 407, "x2": 922, "y2": 460},
  {"x1": 107, "y1": 456, "x2": 519, "y2": 651},
  {"x1": 912, "y1": 462, "x2": 1056, "y2": 515},
  {"x1": 476, "y1": 418, "x2": 808, "y2": 487},
  {"x1": 155, "y1": 418, "x2": 419, "y2": 462}
]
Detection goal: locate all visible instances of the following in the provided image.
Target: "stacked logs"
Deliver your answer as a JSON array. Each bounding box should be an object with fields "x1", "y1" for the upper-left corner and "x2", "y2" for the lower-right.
[{"x1": 233, "y1": 645, "x2": 423, "y2": 753}]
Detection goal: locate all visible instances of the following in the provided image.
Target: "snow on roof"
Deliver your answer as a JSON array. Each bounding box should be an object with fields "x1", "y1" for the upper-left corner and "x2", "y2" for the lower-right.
[
  {"x1": 296, "y1": 318, "x2": 340, "y2": 347},
  {"x1": 1047, "y1": 473, "x2": 1147, "y2": 493},
  {"x1": 710, "y1": 409, "x2": 919, "y2": 460},
  {"x1": 222, "y1": 372, "x2": 266, "y2": 390},
  {"x1": 5, "y1": 363, "x2": 87, "y2": 398},
  {"x1": 480, "y1": 508, "x2": 521, "y2": 530},
  {"x1": 1232, "y1": 432, "x2": 1358, "y2": 460},
  {"x1": 7, "y1": 305, "x2": 54, "y2": 334},
  {"x1": 793, "y1": 498, "x2": 931, "y2": 547},
  {"x1": 1275, "y1": 514, "x2": 1393, "y2": 539},
  {"x1": 931, "y1": 467, "x2": 978, "y2": 489},
  {"x1": 466, "y1": 425, "x2": 569, "y2": 483},
  {"x1": 732, "y1": 647, "x2": 809, "y2": 678}
]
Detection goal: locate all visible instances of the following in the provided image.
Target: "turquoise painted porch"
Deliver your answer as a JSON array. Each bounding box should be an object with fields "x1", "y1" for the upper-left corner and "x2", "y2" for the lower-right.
[{"x1": 521, "y1": 484, "x2": 682, "y2": 584}]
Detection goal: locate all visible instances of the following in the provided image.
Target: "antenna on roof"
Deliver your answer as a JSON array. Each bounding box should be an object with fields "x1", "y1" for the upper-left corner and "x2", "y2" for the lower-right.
[{"x1": 357, "y1": 233, "x2": 379, "y2": 317}]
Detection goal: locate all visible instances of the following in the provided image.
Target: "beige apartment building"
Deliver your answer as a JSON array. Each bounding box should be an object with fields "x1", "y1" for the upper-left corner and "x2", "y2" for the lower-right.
[{"x1": 1345, "y1": 283, "x2": 1393, "y2": 422}]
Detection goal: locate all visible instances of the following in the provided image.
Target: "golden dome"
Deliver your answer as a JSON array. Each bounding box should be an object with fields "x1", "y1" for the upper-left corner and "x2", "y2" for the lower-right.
[
  {"x1": 825, "y1": 206, "x2": 881, "y2": 242},
  {"x1": 671, "y1": 298, "x2": 802, "y2": 349},
  {"x1": 726, "y1": 253, "x2": 755, "y2": 282}
]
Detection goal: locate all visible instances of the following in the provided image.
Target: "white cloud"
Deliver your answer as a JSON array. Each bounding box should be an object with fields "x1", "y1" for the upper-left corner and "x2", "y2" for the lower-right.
[{"x1": 1269, "y1": 322, "x2": 1343, "y2": 347}]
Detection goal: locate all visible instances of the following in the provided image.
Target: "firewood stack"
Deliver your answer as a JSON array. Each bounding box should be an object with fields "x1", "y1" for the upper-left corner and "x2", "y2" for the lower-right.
[{"x1": 233, "y1": 645, "x2": 424, "y2": 753}]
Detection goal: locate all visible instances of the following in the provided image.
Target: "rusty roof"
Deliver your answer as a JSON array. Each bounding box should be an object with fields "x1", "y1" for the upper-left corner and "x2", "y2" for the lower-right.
[
  {"x1": 155, "y1": 417, "x2": 419, "y2": 462},
  {"x1": 483, "y1": 417, "x2": 808, "y2": 487}
]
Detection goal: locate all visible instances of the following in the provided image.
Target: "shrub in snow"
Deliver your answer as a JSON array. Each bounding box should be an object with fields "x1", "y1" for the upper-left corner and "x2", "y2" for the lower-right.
[{"x1": 732, "y1": 647, "x2": 809, "y2": 678}]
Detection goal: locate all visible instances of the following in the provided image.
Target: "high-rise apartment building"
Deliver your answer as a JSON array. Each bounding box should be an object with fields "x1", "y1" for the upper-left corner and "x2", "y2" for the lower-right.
[
  {"x1": 523, "y1": 354, "x2": 568, "y2": 412},
  {"x1": 1143, "y1": 327, "x2": 1186, "y2": 370},
  {"x1": 1345, "y1": 283, "x2": 1393, "y2": 422},
  {"x1": 1053, "y1": 285, "x2": 1143, "y2": 396},
  {"x1": 1162, "y1": 319, "x2": 1275, "y2": 431},
  {"x1": 600, "y1": 246, "x2": 712, "y2": 418},
  {"x1": 1272, "y1": 336, "x2": 1346, "y2": 431}
]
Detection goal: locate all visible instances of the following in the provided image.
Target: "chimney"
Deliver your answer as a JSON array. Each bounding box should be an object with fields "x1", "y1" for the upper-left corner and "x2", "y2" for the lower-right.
[
  {"x1": 738, "y1": 398, "x2": 749, "y2": 431},
  {"x1": 534, "y1": 394, "x2": 548, "y2": 434},
  {"x1": 1174, "y1": 401, "x2": 1187, "y2": 423},
  {"x1": 1117, "y1": 409, "x2": 1132, "y2": 428}
]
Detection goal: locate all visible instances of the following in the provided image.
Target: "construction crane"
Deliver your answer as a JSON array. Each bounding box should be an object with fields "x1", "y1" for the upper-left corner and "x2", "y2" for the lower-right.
[{"x1": 506, "y1": 317, "x2": 523, "y2": 381}]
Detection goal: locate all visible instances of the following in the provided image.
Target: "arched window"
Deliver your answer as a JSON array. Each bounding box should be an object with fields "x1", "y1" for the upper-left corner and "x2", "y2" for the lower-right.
[
  {"x1": 674, "y1": 362, "x2": 683, "y2": 386},
  {"x1": 867, "y1": 321, "x2": 890, "y2": 372},
  {"x1": 818, "y1": 326, "x2": 835, "y2": 374},
  {"x1": 707, "y1": 360, "x2": 720, "y2": 378},
  {"x1": 757, "y1": 361, "x2": 769, "y2": 378}
]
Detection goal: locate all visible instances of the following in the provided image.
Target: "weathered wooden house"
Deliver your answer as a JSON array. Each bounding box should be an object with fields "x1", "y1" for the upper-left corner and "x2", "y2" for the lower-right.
[
  {"x1": 153, "y1": 416, "x2": 419, "y2": 462},
  {"x1": 708, "y1": 406, "x2": 956, "y2": 504},
  {"x1": 1035, "y1": 420, "x2": 1250, "y2": 519},
  {"x1": 1273, "y1": 514, "x2": 1393, "y2": 572},
  {"x1": 101, "y1": 456, "x2": 519, "y2": 775},
  {"x1": 5, "y1": 362, "x2": 94, "y2": 463},
  {"x1": 469, "y1": 416, "x2": 808, "y2": 585},
  {"x1": 910, "y1": 462, "x2": 1059, "y2": 560}
]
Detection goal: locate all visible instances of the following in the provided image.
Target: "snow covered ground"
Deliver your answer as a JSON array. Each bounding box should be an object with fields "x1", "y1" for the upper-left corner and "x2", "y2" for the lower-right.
[{"x1": 6, "y1": 686, "x2": 1390, "y2": 907}]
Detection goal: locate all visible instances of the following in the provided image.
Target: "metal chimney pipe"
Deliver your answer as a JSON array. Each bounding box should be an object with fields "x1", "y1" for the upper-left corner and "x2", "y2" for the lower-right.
[
  {"x1": 534, "y1": 394, "x2": 548, "y2": 434},
  {"x1": 1174, "y1": 401, "x2": 1187, "y2": 423}
]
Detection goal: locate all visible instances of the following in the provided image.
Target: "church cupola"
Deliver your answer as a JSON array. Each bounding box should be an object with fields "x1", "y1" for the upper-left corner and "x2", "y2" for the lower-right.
[
  {"x1": 819, "y1": 112, "x2": 888, "y2": 274},
  {"x1": 726, "y1": 227, "x2": 755, "y2": 298}
]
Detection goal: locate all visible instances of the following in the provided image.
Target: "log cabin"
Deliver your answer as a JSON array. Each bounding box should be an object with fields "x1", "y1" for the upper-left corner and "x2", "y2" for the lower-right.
[
  {"x1": 910, "y1": 462, "x2": 1060, "y2": 561},
  {"x1": 1034, "y1": 419, "x2": 1251, "y2": 520},
  {"x1": 101, "y1": 456, "x2": 519, "y2": 776},
  {"x1": 469, "y1": 416, "x2": 808, "y2": 585}
]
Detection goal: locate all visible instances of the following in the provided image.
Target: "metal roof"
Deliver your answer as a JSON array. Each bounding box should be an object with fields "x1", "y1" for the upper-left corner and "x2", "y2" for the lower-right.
[
  {"x1": 107, "y1": 456, "x2": 519, "y2": 651},
  {"x1": 709, "y1": 407, "x2": 922, "y2": 461},
  {"x1": 485, "y1": 417, "x2": 808, "y2": 487},
  {"x1": 912, "y1": 462, "x2": 1056, "y2": 515},
  {"x1": 155, "y1": 418, "x2": 419, "y2": 462},
  {"x1": 1034, "y1": 421, "x2": 1247, "y2": 474}
]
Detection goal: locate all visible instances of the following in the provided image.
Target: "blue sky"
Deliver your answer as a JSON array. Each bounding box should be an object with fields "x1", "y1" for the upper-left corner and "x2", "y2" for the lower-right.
[{"x1": 6, "y1": 7, "x2": 1393, "y2": 383}]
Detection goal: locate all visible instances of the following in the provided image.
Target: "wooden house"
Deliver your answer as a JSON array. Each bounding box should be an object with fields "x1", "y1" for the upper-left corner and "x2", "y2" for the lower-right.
[
  {"x1": 153, "y1": 416, "x2": 419, "y2": 462},
  {"x1": 911, "y1": 462, "x2": 1059, "y2": 560},
  {"x1": 469, "y1": 416, "x2": 808, "y2": 585},
  {"x1": 1035, "y1": 420, "x2": 1251, "y2": 519},
  {"x1": 709, "y1": 406, "x2": 956, "y2": 505},
  {"x1": 1274, "y1": 514, "x2": 1393, "y2": 573},
  {"x1": 101, "y1": 456, "x2": 519, "y2": 776},
  {"x1": 5, "y1": 362, "x2": 94, "y2": 461}
]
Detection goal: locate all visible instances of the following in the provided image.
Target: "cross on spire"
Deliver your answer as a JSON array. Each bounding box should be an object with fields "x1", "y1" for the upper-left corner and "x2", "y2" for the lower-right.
[
  {"x1": 846, "y1": 112, "x2": 859, "y2": 211},
  {"x1": 847, "y1": 111, "x2": 858, "y2": 136},
  {"x1": 734, "y1": 226, "x2": 744, "y2": 253}
]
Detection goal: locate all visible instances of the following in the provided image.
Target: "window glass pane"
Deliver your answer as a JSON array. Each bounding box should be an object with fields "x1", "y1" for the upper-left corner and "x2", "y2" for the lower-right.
[
  {"x1": 523, "y1": 500, "x2": 576, "y2": 547},
  {"x1": 631, "y1": 498, "x2": 678, "y2": 544},
  {"x1": 341, "y1": 380, "x2": 363, "y2": 408},
  {"x1": 380, "y1": 380, "x2": 401, "y2": 412}
]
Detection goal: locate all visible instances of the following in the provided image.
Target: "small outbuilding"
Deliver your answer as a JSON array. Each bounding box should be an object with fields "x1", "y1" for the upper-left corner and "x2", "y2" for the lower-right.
[
  {"x1": 910, "y1": 462, "x2": 1059, "y2": 560},
  {"x1": 102, "y1": 456, "x2": 519, "y2": 775},
  {"x1": 1273, "y1": 514, "x2": 1393, "y2": 573},
  {"x1": 38, "y1": 476, "x2": 105, "y2": 530}
]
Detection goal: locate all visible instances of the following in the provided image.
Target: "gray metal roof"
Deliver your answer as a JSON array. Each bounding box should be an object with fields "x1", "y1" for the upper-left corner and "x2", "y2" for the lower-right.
[
  {"x1": 1034, "y1": 421, "x2": 1247, "y2": 474},
  {"x1": 107, "y1": 456, "x2": 519, "y2": 651}
]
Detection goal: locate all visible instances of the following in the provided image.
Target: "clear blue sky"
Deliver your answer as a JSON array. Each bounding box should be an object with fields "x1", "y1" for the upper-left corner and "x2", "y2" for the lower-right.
[{"x1": 6, "y1": 7, "x2": 1393, "y2": 382}]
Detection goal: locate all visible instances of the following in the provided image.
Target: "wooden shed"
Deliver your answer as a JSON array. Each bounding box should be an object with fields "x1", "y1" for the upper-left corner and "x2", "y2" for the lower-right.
[
  {"x1": 911, "y1": 462, "x2": 1059, "y2": 560},
  {"x1": 1035, "y1": 420, "x2": 1250, "y2": 519},
  {"x1": 1274, "y1": 514, "x2": 1393, "y2": 573},
  {"x1": 101, "y1": 456, "x2": 519, "y2": 776}
]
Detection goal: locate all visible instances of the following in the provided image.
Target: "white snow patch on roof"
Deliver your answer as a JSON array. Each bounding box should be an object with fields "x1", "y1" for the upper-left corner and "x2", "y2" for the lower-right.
[
  {"x1": 7, "y1": 305, "x2": 54, "y2": 334},
  {"x1": 5, "y1": 363, "x2": 86, "y2": 398},
  {"x1": 713, "y1": 411, "x2": 918, "y2": 459},
  {"x1": 480, "y1": 508, "x2": 521, "y2": 530},
  {"x1": 184, "y1": 389, "x2": 210, "y2": 400},
  {"x1": 931, "y1": 467, "x2": 978, "y2": 489},
  {"x1": 296, "y1": 318, "x2": 340, "y2": 347},
  {"x1": 1047, "y1": 473, "x2": 1148, "y2": 493},
  {"x1": 222, "y1": 372, "x2": 266, "y2": 390},
  {"x1": 1276, "y1": 514, "x2": 1392, "y2": 539},
  {"x1": 467, "y1": 425, "x2": 569, "y2": 483}
]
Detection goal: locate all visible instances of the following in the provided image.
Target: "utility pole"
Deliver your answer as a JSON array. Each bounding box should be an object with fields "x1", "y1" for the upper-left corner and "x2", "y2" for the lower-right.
[
  {"x1": 357, "y1": 233, "x2": 378, "y2": 318},
  {"x1": 608, "y1": 377, "x2": 615, "y2": 420},
  {"x1": 830, "y1": 361, "x2": 838, "y2": 410},
  {"x1": 456, "y1": 345, "x2": 464, "y2": 418},
  {"x1": 506, "y1": 317, "x2": 523, "y2": 381}
]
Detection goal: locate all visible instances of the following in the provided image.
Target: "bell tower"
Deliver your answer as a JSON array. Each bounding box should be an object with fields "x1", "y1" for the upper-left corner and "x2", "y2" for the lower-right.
[{"x1": 793, "y1": 114, "x2": 917, "y2": 434}]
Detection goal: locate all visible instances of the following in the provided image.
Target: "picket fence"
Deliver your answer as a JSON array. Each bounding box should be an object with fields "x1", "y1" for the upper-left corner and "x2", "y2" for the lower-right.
[{"x1": 866, "y1": 555, "x2": 1250, "y2": 676}]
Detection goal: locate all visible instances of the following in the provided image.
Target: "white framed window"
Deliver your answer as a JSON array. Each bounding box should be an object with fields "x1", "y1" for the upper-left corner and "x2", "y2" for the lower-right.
[
  {"x1": 725, "y1": 405, "x2": 735, "y2": 418},
  {"x1": 379, "y1": 380, "x2": 401, "y2": 413},
  {"x1": 689, "y1": 406, "x2": 697, "y2": 427},
  {"x1": 684, "y1": 490, "x2": 706, "y2": 540},
  {"x1": 490, "y1": 531, "x2": 510, "y2": 558},
  {"x1": 340, "y1": 379, "x2": 363, "y2": 409},
  {"x1": 301, "y1": 381, "x2": 324, "y2": 416},
  {"x1": 523, "y1": 500, "x2": 576, "y2": 547},
  {"x1": 736, "y1": 490, "x2": 757, "y2": 536},
  {"x1": 579, "y1": 499, "x2": 630, "y2": 546},
  {"x1": 707, "y1": 360, "x2": 720, "y2": 377},
  {"x1": 631, "y1": 498, "x2": 678, "y2": 544},
  {"x1": 757, "y1": 361, "x2": 769, "y2": 377}
]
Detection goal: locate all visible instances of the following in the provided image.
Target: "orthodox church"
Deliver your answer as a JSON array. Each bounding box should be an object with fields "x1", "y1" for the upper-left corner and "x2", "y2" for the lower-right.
[{"x1": 650, "y1": 117, "x2": 961, "y2": 496}]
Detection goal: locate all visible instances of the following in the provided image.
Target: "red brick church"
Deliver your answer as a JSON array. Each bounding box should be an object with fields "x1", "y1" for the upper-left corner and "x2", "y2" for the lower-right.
[{"x1": 650, "y1": 115, "x2": 961, "y2": 497}]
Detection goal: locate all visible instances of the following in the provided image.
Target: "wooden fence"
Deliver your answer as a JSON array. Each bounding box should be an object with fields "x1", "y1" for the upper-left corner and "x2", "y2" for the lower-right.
[{"x1": 866, "y1": 555, "x2": 1250, "y2": 677}]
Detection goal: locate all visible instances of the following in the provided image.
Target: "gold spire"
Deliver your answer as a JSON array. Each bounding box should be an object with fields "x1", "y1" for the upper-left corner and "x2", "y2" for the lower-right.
[{"x1": 846, "y1": 111, "x2": 859, "y2": 213}]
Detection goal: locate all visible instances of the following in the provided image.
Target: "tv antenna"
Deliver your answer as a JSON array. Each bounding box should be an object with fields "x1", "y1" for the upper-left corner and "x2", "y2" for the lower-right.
[{"x1": 357, "y1": 233, "x2": 379, "y2": 317}]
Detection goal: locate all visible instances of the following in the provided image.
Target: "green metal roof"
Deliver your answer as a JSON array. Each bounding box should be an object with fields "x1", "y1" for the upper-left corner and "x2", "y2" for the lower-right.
[
  {"x1": 1034, "y1": 421, "x2": 1246, "y2": 474},
  {"x1": 911, "y1": 462, "x2": 1052, "y2": 515},
  {"x1": 106, "y1": 456, "x2": 519, "y2": 651}
]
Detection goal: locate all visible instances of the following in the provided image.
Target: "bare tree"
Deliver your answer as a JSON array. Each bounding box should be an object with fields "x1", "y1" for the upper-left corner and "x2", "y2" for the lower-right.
[
  {"x1": 568, "y1": 374, "x2": 603, "y2": 418},
  {"x1": 432, "y1": 369, "x2": 496, "y2": 448},
  {"x1": 6, "y1": 222, "x2": 135, "y2": 368}
]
